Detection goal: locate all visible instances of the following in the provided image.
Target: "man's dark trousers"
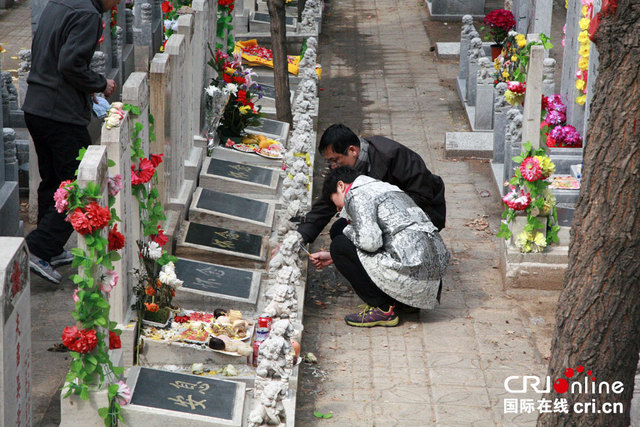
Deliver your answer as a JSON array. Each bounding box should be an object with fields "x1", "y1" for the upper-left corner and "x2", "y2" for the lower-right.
[{"x1": 25, "y1": 113, "x2": 91, "y2": 261}]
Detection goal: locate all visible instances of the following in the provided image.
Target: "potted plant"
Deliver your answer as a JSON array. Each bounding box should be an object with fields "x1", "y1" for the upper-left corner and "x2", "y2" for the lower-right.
[{"x1": 482, "y1": 9, "x2": 516, "y2": 60}]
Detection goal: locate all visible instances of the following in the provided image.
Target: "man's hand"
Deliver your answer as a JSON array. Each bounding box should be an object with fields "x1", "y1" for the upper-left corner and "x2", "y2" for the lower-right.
[
  {"x1": 310, "y1": 251, "x2": 333, "y2": 269},
  {"x1": 103, "y1": 79, "x2": 116, "y2": 97},
  {"x1": 271, "y1": 243, "x2": 281, "y2": 258}
]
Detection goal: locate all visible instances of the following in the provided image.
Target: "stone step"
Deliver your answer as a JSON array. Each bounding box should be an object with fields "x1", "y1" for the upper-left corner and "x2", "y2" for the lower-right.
[
  {"x1": 175, "y1": 221, "x2": 269, "y2": 270},
  {"x1": 548, "y1": 146, "x2": 583, "y2": 174},
  {"x1": 189, "y1": 187, "x2": 276, "y2": 235},
  {"x1": 174, "y1": 257, "x2": 263, "y2": 312},
  {"x1": 199, "y1": 157, "x2": 281, "y2": 199},
  {"x1": 445, "y1": 131, "x2": 493, "y2": 159}
]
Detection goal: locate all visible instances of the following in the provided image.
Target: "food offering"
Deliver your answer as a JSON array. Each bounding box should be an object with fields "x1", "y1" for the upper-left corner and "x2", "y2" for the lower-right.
[
  {"x1": 226, "y1": 134, "x2": 283, "y2": 159},
  {"x1": 141, "y1": 308, "x2": 254, "y2": 357}
]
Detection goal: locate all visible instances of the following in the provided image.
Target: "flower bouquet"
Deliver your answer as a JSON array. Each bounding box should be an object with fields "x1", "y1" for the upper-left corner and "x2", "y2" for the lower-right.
[
  {"x1": 204, "y1": 84, "x2": 231, "y2": 141},
  {"x1": 134, "y1": 239, "x2": 182, "y2": 327},
  {"x1": 482, "y1": 9, "x2": 516, "y2": 46},
  {"x1": 206, "y1": 45, "x2": 263, "y2": 139},
  {"x1": 497, "y1": 142, "x2": 561, "y2": 253}
]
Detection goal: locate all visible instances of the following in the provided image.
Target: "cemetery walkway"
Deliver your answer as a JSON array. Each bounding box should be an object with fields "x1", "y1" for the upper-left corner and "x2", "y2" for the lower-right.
[{"x1": 296, "y1": 0, "x2": 560, "y2": 425}]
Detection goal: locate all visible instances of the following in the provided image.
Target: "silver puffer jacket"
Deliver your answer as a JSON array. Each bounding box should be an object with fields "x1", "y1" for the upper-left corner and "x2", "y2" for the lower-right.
[{"x1": 341, "y1": 176, "x2": 450, "y2": 309}]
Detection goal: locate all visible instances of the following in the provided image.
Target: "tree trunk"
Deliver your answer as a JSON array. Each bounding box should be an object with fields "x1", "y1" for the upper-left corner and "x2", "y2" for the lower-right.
[
  {"x1": 267, "y1": 0, "x2": 292, "y2": 124},
  {"x1": 538, "y1": 1, "x2": 640, "y2": 425}
]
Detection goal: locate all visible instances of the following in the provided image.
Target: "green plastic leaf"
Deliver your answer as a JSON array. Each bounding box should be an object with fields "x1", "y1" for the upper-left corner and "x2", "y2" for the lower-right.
[
  {"x1": 79, "y1": 386, "x2": 90, "y2": 401},
  {"x1": 107, "y1": 159, "x2": 116, "y2": 167},
  {"x1": 313, "y1": 410, "x2": 333, "y2": 419},
  {"x1": 131, "y1": 105, "x2": 141, "y2": 116},
  {"x1": 98, "y1": 407, "x2": 109, "y2": 419},
  {"x1": 113, "y1": 366, "x2": 125, "y2": 376}
]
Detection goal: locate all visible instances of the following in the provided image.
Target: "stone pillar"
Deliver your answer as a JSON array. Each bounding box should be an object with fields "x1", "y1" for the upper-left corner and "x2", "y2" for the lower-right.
[
  {"x1": 521, "y1": 43, "x2": 545, "y2": 149},
  {"x1": 542, "y1": 57, "x2": 556, "y2": 97},
  {"x1": 560, "y1": 0, "x2": 585, "y2": 132},
  {"x1": 503, "y1": 108, "x2": 523, "y2": 189},
  {"x1": 133, "y1": 3, "x2": 154, "y2": 72},
  {"x1": 466, "y1": 37, "x2": 483, "y2": 107},
  {"x1": 126, "y1": 9, "x2": 134, "y2": 44},
  {"x1": 90, "y1": 51, "x2": 108, "y2": 78},
  {"x1": 474, "y1": 57, "x2": 495, "y2": 131},
  {"x1": 533, "y1": 0, "x2": 553, "y2": 38},
  {"x1": 582, "y1": 0, "x2": 601, "y2": 147},
  {"x1": 3, "y1": 128, "x2": 18, "y2": 182},
  {"x1": 100, "y1": 111, "x2": 133, "y2": 325},
  {"x1": 149, "y1": 53, "x2": 170, "y2": 207},
  {"x1": 458, "y1": 15, "x2": 475, "y2": 82},
  {"x1": 493, "y1": 83, "x2": 510, "y2": 163},
  {"x1": 113, "y1": 26, "x2": 124, "y2": 68},
  {"x1": 0, "y1": 238, "x2": 31, "y2": 426}
]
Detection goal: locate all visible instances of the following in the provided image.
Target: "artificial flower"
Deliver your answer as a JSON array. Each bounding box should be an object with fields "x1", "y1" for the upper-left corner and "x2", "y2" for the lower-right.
[
  {"x1": 108, "y1": 174, "x2": 123, "y2": 197},
  {"x1": 520, "y1": 157, "x2": 542, "y2": 181},
  {"x1": 578, "y1": 30, "x2": 590, "y2": 44},
  {"x1": 62, "y1": 326, "x2": 98, "y2": 354},
  {"x1": 161, "y1": 1, "x2": 173, "y2": 13},
  {"x1": 511, "y1": 55, "x2": 517, "y2": 62},
  {"x1": 545, "y1": 109, "x2": 566, "y2": 125},
  {"x1": 578, "y1": 57, "x2": 589, "y2": 70},
  {"x1": 239, "y1": 105, "x2": 252, "y2": 114},
  {"x1": 145, "y1": 286, "x2": 155, "y2": 296},
  {"x1": 579, "y1": 17, "x2": 590, "y2": 31},
  {"x1": 225, "y1": 83, "x2": 238, "y2": 96},
  {"x1": 150, "y1": 153, "x2": 164, "y2": 168},
  {"x1": 151, "y1": 225, "x2": 169, "y2": 247},
  {"x1": 115, "y1": 380, "x2": 132, "y2": 405},
  {"x1": 54, "y1": 187, "x2": 70, "y2": 214},
  {"x1": 174, "y1": 315, "x2": 189, "y2": 323},
  {"x1": 534, "y1": 155, "x2": 556, "y2": 178},
  {"x1": 515, "y1": 33, "x2": 527, "y2": 48},
  {"x1": 578, "y1": 44, "x2": 590, "y2": 58},
  {"x1": 144, "y1": 241, "x2": 163, "y2": 260},
  {"x1": 69, "y1": 208, "x2": 93, "y2": 235},
  {"x1": 504, "y1": 90, "x2": 525, "y2": 106},
  {"x1": 108, "y1": 224, "x2": 126, "y2": 251},
  {"x1": 576, "y1": 95, "x2": 586, "y2": 105},
  {"x1": 100, "y1": 270, "x2": 119, "y2": 293},
  {"x1": 145, "y1": 302, "x2": 159, "y2": 312},
  {"x1": 109, "y1": 330, "x2": 122, "y2": 350},
  {"x1": 576, "y1": 79, "x2": 586, "y2": 91},
  {"x1": 73, "y1": 288, "x2": 80, "y2": 303},
  {"x1": 85, "y1": 202, "x2": 111, "y2": 230},
  {"x1": 502, "y1": 188, "x2": 531, "y2": 211},
  {"x1": 159, "y1": 262, "x2": 183, "y2": 289},
  {"x1": 131, "y1": 158, "x2": 155, "y2": 186}
]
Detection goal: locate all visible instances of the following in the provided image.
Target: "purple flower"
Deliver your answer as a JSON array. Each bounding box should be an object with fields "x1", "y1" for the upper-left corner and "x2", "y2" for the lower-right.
[
  {"x1": 550, "y1": 125, "x2": 582, "y2": 147},
  {"x1": 546, "y1": 94, "x2": 567, "y2": 114},
  {"x1": 545, "y1": 110, "x2": 566, "y2": 125}
]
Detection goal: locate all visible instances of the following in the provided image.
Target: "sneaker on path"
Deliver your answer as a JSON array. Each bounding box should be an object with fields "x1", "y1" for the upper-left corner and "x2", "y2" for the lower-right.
[
  {"x1": 29, "y1": 254, "x2": 62, "y2": 284},
  {"x1": 50, "y1": 250, "x2": 74, "y2": 267},
  {"x1": 344, "y1": 304, "x2": 399, "y2": 327}
]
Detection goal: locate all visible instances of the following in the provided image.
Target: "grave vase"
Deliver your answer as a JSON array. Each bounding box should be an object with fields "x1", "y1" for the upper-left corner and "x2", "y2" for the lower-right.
[{"x1": 490, "y1": 44, "x2": 503, "y2": 61}]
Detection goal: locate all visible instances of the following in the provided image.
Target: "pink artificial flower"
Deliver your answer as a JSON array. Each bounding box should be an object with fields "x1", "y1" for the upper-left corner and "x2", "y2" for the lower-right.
[
  {"x1": 502, "y1": 188, "x2": 531, "y2": 211},
  {"x1": 100, "y1": 270, "x2": 119, "y2": 293},
  {"x1": 54, "y1": 187, "x2": 69, "y2": 214},
  {"x1": 115, "y1": 380, "x2": 132, "y2": 405},
  {"x1": 73, "y1": 288, "x2": 79, "y2": 303},
  {"x1": 108, "y1": 174, "x2": 123, "y2": 197},
  {"x1": 520, "y1": 157, "x2": 543, "y2": 182},
  {"x1": 507, "y1": 81, "x2": 526, "y2": 94}
]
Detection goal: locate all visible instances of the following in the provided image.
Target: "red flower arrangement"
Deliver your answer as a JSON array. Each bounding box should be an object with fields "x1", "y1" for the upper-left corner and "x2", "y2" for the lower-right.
[
  {"x1": 85, "y1": 202, "x2": 111, "y2": 230},
  {"x1": 131, "y1": 158, "x2": 156, "y2": 186},
  {"x1": 218, "y1": 0, "x2": 234, "y2": 12},
  {"x1": 151, "y1": 225, "x2": 168, "y2": 247},
  {"x1": 62, "y1": 326, "x2": 98, "y2": 354},
  {"x1": 520, "y1": 157, "x2": 543, "y2": 182},
  {"x1": 109, "y1": 330, "x2": 122, "y2": 350},
  {"x1": 108, "y1": 224, "x2": 126, "y2": 251},
  {"x1": 483, "y1": 9, "x2": 516, "y2": 45},
  {"x1": 69, "y1": 209, "x2": 93, "y2": 235}
]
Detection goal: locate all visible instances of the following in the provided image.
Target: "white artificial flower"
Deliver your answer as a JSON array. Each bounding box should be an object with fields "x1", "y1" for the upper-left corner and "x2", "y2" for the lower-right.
[
  {"x1": 205, "y1": 85, "x2": 220, "y2": 97},
  {"x1": 159, "y1": 261, "x2": 183, "y2": 288},
  {"x1": 225, "y1": 83, "x2": 238, "y2": 96},
  {"x1": 104, "y1": 115, "x2": 121, "y2": 129},
  {"x1": 146, "y1": 241, "x2": 162, "y2": 260}
]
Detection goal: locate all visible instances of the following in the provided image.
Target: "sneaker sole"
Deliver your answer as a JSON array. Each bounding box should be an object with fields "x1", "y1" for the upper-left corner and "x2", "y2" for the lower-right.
[
  {"x1": 29, "y1": 260, "x2": 61, "y2": 284},
  {"x1": 50, "y1": 258, "x2": 73, "y2": 267},
  {"x1": 345, "y1": 316, "x2": 400, "y2": 328}
]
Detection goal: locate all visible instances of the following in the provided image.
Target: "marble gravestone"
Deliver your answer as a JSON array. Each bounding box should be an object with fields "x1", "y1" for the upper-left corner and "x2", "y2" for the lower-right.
[
  {"x1": 245, "y1": 117, "x2": 290, "y2": 143},
  {"x1": 176, "y1": 222, "x2": 268, "y2": 269},
  {"x1": 199, "y1": 158, "x2": 280, "y2": 198},
  {"x1": 174, "y1": 257, "x2": 262, "y2": 312},
  {"x1": 124, "y1": 367, "x2": 245, "y2": 427},
  {"x1": 0, "y1": 238, "x2": 31, "y2": 427},
  {"x1": 189, "y1": 188, "x2": 276, "y2": 235}
]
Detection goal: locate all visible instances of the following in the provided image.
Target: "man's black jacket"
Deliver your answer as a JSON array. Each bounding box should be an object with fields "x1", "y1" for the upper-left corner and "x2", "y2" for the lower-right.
[
  {"x1": 23, "y1": 0, "x2": 107, "y2": 126},
  {"x1": 297, "y1": 135, "x2": 446, "y2": 243}
]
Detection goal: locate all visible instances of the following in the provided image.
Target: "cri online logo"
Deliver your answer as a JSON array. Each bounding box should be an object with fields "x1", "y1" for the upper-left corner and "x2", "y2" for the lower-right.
[{"x1": 505, "y1": 365, "x2": 624, "y2": 395}]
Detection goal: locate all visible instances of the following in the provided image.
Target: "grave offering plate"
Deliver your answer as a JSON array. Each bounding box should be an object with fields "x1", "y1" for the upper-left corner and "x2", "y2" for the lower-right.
[{"x1": 125, "y1": 367, "x2": 245, "y2": 427}]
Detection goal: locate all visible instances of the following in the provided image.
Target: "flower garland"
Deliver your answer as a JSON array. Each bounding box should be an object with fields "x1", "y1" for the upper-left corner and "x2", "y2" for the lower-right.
[
  {"x1": 110, "y1": 5, "x2": 118, "y2": 38},
  {"x1": 58, "y1": 147, "x2": 129, "y2": 425},
  {"x1": 217, "y1": 0, "x2": 235, "y2": 54},
  {"x1": 575, "y1": 0, "x2": 593, "y2": 105},
  {"x1": 497, "y1": 142, "x2": 561, "y2": 253}
]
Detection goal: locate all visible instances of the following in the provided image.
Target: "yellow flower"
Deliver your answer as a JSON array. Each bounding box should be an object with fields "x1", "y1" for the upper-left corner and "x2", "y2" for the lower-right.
[
  {"x1": 0, "y1": 44, "x2": 5, "y2": 53},
  {"x1": 578, "y1": 57, "x2": 589, "y2": 70},
  {"x1": 579, "y1": 17, "x2": 590, "y2": 31},
  {"x1": 576, "y1": 95, "x2": 586, "y2": 105},
  {"x1": 534, "y1": 156, "x2": 555, "y2": 177},
  {"x1": 502, "y1": 71, "x2": 510, "y2": 78},
  {"x1": 578, "y1": 30, "x2": 590, "y2": 44},
  {"x1": 581, "y1": 6, "x2": 589, "y2": 18},
  {"x1": 238, "y1": 105, "x2": 251, "y2": 114},
  {"x1": 515, "y1": 34, "x2": 527, "y2": 48},
  {"x1": 579, "y1": 44, "x2": 590, "y2": 58},
  {"x1": 224, "y1": 67, "x2": 235, "y2": 75},
  {"x1": 533, "y1": 232, "x2": 547, "y2": 248},
  {"x1": 576, "y1": 79, "x2": 586, "y2": 91},
  {"x1": 511, "y1": 55, "x2": 518, "y2": 62}
]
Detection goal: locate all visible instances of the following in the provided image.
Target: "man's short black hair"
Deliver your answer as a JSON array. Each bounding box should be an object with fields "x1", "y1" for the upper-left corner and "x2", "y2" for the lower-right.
[
  {"x1": 318, "y1": 124, "x2": 360, "y2": 155},
  {"x1": 321, "y1": 166, "x2": 361, "y2": 204}
]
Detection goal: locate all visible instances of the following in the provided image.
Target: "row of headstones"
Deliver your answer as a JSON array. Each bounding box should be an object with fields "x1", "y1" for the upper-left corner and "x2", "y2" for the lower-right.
[
  {"x1": 457, "y1": 15, "x2": 557, "y2": 132},
  {"x1": 234, "y1": 0, "x2": 323, "y2": 36}
]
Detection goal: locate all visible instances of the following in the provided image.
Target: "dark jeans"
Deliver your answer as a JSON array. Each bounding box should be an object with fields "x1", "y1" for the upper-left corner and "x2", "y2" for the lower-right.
[
  {"x1": 329, "y1": 218, "x2": 395, "y2": 309},
  {"x1": 25, "y1": 113, "x2": 90, "y2": 261}
]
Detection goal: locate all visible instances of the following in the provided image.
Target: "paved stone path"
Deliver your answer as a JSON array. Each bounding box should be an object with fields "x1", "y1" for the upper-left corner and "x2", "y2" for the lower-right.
[{"x1": 295, "y1": 0, "x2": 560, "y2": 425}]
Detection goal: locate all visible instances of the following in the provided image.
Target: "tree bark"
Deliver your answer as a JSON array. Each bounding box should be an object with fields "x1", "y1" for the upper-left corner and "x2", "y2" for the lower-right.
[
  {"x1": 267, "y1": 0, "x2": 293, "y2": 124},
  {"x1": 538, "y1": 1, "x2": 640, "y2": 425}
]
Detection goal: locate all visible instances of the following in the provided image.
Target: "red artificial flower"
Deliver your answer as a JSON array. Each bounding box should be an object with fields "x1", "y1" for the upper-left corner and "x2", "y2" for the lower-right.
[
  {"x1": 98, "y1": 35, "x2": 105, "y2": 45},
  {"x1": 237, "y1": 90, "x2": 247, "y2": 100},
  {"x1": 145, "y1": 302, "x2": 159, "y2": 312},
  {"x1": 69, "y1": 208, "x2": 93, "y2": 235},
  {"x1": 151, "y1": 225, "x2": 169, "y2": 247},
  {"x1": 546, "y1": 135, "x2": 557, "y2": 147},
  {"x1": 233, "y1": 75, "x2": 245, "y2": 84},
  {"x1": 174, "y1": 315, "x2": 189, "y2": 323},
  {"x1": 131, "y1": 158, "x2": 155, "y2": 186},
  {"x1": 541, "y1": 95, "x2": 549, "y2": 112},
  {"x1": 85, "y1": 202, "x2": 111, "y2": 230},
  {"x1": 150, "y1": 153, "x2": 164, "y2": 167},
  {"x1": 109, "y1": 330, "x2": 122, "y2": 350},
  {"x1": 108, "y1": 224, "x2": 126, "y2": 251},
  {"x1": 520, "y1": 157, "x2": 543, "y2": 182},
  {"x1": 145, "y1": 286, "x2": 156, "y2": 296},
  {"x1": 223, "y1": 73, "x2": 232, "y2": 83},
  {"x1": 161, "y1": 0, "x2": 173, "y2": 13},
  {"x1": 62, "y1": 326, "x2": 98, "y2": 354}
]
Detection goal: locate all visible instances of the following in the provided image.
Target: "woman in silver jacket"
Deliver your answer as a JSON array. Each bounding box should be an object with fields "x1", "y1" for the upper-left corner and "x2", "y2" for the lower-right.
[{"x1": 310, "y1": 167, "x2": 450, "y2": 327}]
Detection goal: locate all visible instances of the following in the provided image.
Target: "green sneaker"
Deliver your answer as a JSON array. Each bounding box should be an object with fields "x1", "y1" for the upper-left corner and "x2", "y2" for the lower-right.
[{"x1": 344, "y1": 305, "x2": 399, "y2": 327}]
